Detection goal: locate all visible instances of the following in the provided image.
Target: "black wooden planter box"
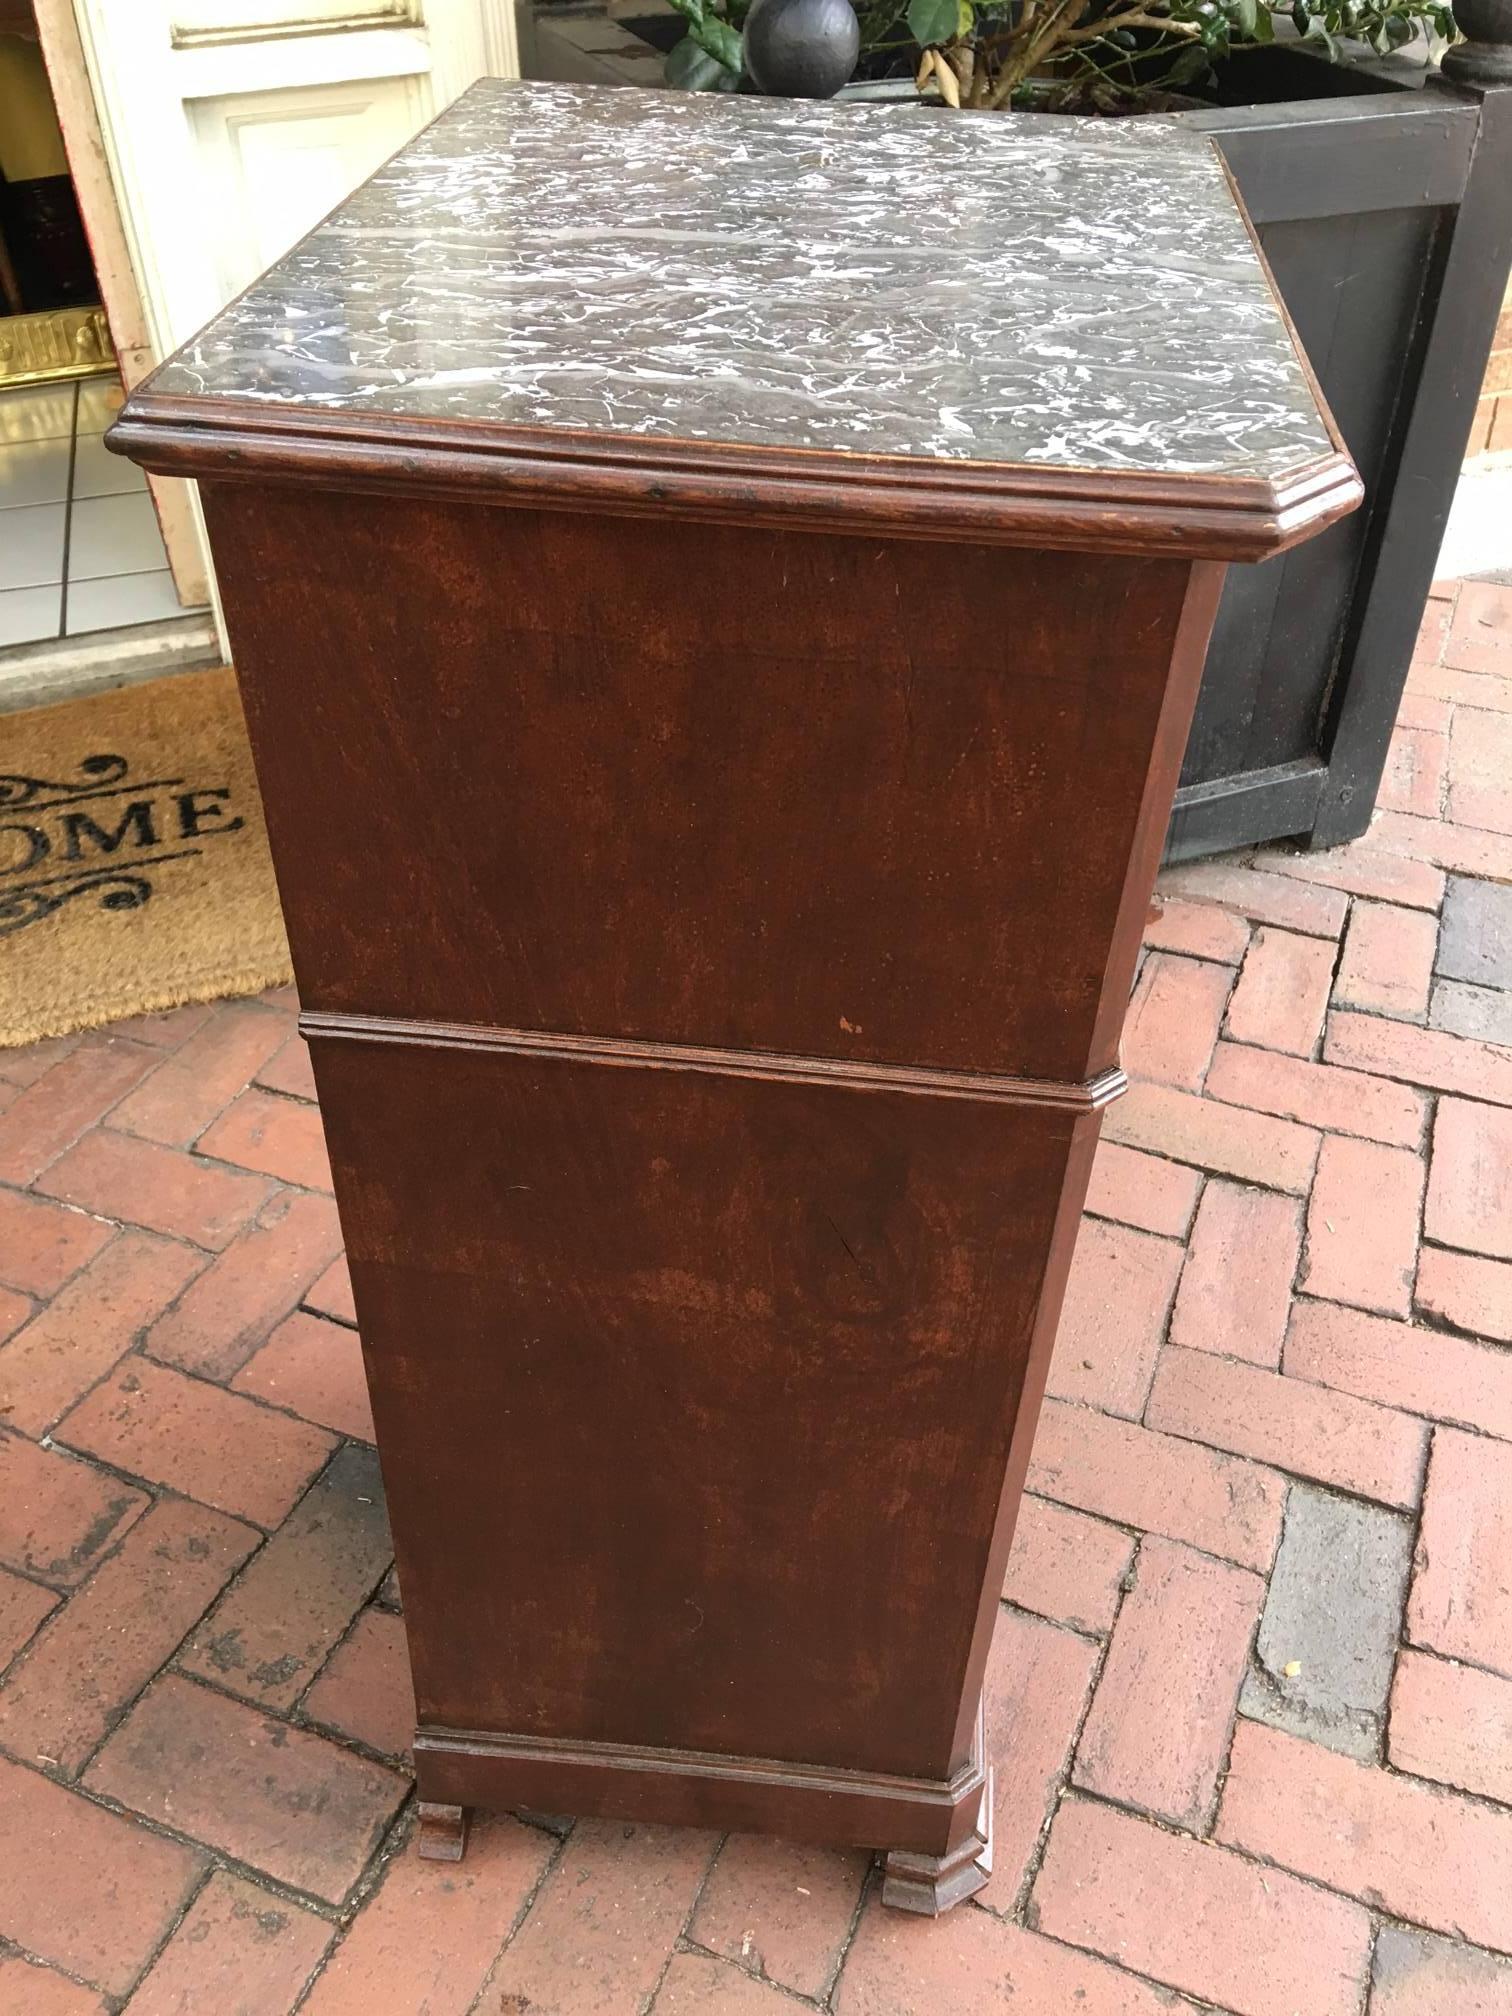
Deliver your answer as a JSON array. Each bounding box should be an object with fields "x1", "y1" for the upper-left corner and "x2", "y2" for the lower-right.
[
  {"x1": 1164, "y1": 49, "x2": 1512, "y2": 857},
  {"x1": 519, "y1": 21, "x2": 1511, "y2": 859}
]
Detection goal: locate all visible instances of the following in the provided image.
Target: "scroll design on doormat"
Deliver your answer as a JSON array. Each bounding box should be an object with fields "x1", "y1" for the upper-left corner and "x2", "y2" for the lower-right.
[
  {"x1": 0, "y1": 753, "x2": 130, "y2": 810},
  {"x1": 0, "y1": 867, "x2": 156, "y2": 937},
  {"x1": 0, "y1": 749, "x2": 243, "y2": 939}
]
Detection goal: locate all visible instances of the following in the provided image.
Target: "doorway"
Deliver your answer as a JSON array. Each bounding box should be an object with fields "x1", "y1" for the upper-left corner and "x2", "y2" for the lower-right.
[{"x1": 0, "y1": 1, "x2": 209, "y2": 662}]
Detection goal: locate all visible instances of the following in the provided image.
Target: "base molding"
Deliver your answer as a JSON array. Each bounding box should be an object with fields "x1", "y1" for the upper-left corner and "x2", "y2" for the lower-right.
[
  {"x1": 412, "y1": 1701, "x2": 988, "y2": 1866},
  {"x1": 881, "y1": 1777, "x2": 994, "y2": 1914}
]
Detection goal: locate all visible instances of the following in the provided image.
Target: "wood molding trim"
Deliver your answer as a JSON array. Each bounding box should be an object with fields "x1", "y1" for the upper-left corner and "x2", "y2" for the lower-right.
[
  {"x1": 413, "y1": 1697, "x2": 990, "y2": 1857},
  {"x1": 108, "y1": 400, "x2": 1363, "y2": 560},
  {"x1": 300, "y1": 1011, "x2": 1130, "y2": 1113},
  {"x1": 880, "y1": 1781, "x2": 994, "y2": 1914}
]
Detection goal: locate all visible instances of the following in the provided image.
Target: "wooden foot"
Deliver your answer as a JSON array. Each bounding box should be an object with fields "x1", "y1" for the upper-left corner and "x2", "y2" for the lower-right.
[
  {"x1": 880, "y1": 1774, "x2": 993, "y2": 1916},
  {"x1": 416, "y1": 1801, "x2": 469, "y2": 1862}
]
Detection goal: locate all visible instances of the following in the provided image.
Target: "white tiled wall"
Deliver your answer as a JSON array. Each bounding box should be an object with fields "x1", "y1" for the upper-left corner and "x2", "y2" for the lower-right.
[{"x1": 0, "y1": 374, "x2": 192, "y2": 649}]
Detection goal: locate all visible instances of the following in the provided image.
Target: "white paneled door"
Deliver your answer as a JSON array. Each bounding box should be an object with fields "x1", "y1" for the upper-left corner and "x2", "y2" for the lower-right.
[{"x1": 68, "y1": 0, "x2": 518, "y2": 613}]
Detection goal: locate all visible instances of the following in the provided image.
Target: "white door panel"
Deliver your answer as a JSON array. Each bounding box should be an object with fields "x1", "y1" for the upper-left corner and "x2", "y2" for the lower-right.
[
  {"x1": 190, "y1": 77, "x2": 426, "y2": 296},
  {"x1": 70, "y1": 0, "x2": 517, "y2": 615},
  {"x1": 74, "y1": 1, "x2": 518, "y2": 350}
]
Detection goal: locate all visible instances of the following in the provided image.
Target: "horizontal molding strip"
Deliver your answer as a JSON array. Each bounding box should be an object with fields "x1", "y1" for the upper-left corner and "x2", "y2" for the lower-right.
[
  {"x1": 108, "y1": 399, "x2": 1363, "y2": 563},
  {"x1": 299, "y1": 1010, "x2": 1126, "y2": 1113},
  {"x1": 414, "y1": 1694, "x2": 986, "y2": 1812}
]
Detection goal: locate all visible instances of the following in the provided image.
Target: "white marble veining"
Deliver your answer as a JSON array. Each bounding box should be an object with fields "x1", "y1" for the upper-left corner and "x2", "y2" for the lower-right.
[{"x1": 147, "y1": 80, "x2": 1335, "y2": 480}]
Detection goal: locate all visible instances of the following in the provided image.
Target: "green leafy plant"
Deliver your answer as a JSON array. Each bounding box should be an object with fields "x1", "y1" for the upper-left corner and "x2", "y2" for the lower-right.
[
  {"x1": 663, "y1": 0, "x2": 1451, "y2": 103},
  {"x1": 869, "y1": 0, "x2": 1452, "y2": 109},
  {"x1": 663, "y1": 0, "x2": 750, "y2": 86}
]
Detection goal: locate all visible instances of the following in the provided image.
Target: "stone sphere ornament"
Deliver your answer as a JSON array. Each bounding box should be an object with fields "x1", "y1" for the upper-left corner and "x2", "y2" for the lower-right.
[
  {"x1": 1441, "y1": 0, "x2": 1512, "y2": 82},
  {"x1": 743, "y1": 0, "x2": 861, "y2": 98}
]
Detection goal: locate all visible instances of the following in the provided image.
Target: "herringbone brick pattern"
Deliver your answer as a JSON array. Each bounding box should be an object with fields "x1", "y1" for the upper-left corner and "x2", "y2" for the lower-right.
[{"x1": 1, "y1": 577, "x2": 1510, "y2": 2013}]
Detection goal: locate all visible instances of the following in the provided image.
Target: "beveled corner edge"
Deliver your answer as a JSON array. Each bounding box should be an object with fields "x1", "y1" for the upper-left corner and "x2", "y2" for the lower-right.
[
  {"x1": 1211, "y1": 143, "x2": 1348, "y2": 442},
  {"x1": 107, "y1": 387, "x2": 1362, "y2": 563}
]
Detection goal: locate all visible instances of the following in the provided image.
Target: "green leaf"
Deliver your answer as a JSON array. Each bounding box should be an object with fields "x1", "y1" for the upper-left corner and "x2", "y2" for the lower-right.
[
  {"x1": 908, "y1": 0, "x2": 961, "y2": 45},
  {"x1": 957, "y1": 0, "x2": 975, "y2": 32},
  {"x1": 695, "y1": 12, "x2": 745, "y2": 67},
  {"x1": 1230, "y1": 0, "x2": 1258, "y2": 35},
  {"x1": 1167, "y1": 41, "x2": 1211, "y2": 78},
  {"x1": 665, "y1": 31, "x2": 733, "y2": 83}
]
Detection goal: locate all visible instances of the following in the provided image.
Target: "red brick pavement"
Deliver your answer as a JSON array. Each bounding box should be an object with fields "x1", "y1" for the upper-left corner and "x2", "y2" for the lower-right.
[{"x1": 0, "y1": 577, "x2": 1510, "y2": 2011}]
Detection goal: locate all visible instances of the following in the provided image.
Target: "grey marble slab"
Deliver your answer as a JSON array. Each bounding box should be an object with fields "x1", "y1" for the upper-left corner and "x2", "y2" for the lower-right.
[{"x1": 147, "y1": 79, "x2": 1335, "y2": 481}]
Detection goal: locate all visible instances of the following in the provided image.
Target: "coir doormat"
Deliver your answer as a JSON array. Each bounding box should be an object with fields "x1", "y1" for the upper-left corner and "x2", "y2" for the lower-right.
[{"x1": 1, "y1": 666, "x2": 292, "y2": 1046}]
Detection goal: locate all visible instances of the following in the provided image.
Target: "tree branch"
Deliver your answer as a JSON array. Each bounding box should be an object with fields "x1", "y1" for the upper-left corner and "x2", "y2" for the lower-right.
[{"x1": 1056, "y1": 11, "x2": 1198, "y2": 38}]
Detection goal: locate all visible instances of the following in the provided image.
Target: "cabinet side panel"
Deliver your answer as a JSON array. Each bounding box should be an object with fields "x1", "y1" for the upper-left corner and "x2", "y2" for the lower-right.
[
  {"x1": 311, "y1": 1035, "x2": 1078, "y2": 1782},
  {"x1": 204, "y1": 481, "x2": 1192, "y2": 1083}
]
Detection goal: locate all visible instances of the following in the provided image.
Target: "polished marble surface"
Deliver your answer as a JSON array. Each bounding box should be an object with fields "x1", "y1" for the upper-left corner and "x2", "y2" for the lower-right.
[{"x1": 146, "y1": 80, "x2": 1334, "y2": 481}]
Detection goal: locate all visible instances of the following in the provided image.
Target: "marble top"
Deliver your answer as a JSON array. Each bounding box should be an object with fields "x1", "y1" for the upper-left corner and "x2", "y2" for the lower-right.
[{"x1": 145, "y1": 80, "x2": 1337, "y2": 482}]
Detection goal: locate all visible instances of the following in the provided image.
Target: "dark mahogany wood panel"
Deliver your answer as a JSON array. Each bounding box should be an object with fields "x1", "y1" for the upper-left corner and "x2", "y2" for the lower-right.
[
  {"x1": 311, "y1": 1031, "x2": 1087, "y2": 1785},
  {"x1": 203, "y1": 480, "x2": 1199, "y2": 1087},
  {"x1": 197, "y1": 479, "x2": 1225, "y2": 1896},
  {"x1": 104, "y1": 76, "x2": 1356, "y2": 1908}
]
